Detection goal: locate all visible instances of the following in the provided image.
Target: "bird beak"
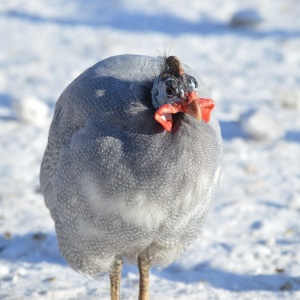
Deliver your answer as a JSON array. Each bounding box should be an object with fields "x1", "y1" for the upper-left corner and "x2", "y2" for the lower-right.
[
  {"x1": 180, "y1": 91, "x2": 203, "y2": 121},
  {"x1": 154, "y1": 93, "x2": 215, "y2": 132}
]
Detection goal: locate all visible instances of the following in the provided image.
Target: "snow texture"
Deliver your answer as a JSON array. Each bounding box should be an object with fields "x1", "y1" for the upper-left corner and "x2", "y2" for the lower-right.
[
  {"x1": 0, "y1": 0, "x2": 300, "y2": 299},
  {"x1": 12, "y1": 96, "x2": 49, "y2": 125},
  {"x1": 241, "y1": 109, "x2": 284, "y2": 141}
]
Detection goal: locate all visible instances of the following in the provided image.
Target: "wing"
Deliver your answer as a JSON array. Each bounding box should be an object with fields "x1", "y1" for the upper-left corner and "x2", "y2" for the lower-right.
[{"x1": 40, "y1": 97, "x2": 65, "y2": 215}]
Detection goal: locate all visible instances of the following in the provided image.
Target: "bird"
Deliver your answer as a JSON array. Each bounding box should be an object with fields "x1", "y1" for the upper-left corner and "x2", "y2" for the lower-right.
[{"x1": 40, "y1": 54, "x2": 222, "y2": 300}]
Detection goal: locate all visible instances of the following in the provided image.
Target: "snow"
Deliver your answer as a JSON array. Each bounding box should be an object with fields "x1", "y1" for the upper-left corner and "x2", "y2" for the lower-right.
[
  {"x1": 240, "y1": 109, "x2": 284, "y2": 141},
  {"x1": 0, "y1": 0, "x2": 300, "y2": 299},
  {"x1": 12, "y1": 95, "x2": 49, "y2": 125}
]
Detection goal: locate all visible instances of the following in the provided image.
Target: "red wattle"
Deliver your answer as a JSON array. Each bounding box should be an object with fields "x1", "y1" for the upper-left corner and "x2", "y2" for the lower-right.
[
  {"x1": 154, "y1": 104, "x2": 180, "y2": 131},
  {"x1": 198, "y1": 98, "x2": 215, "y2": 123}
]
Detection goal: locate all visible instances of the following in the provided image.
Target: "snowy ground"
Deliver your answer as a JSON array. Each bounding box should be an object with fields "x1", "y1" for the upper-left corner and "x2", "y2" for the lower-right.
[{"x1": 1, "y1": 0, "x2": 300, "y2": 299}]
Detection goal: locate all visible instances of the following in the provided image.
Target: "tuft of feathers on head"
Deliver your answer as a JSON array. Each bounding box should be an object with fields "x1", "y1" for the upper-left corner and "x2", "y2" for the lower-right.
[{"x1": 160, "y1": 56, "x2": 184, "y2": 78}]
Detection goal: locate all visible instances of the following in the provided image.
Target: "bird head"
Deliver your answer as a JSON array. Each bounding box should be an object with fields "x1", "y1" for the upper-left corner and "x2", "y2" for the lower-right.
[{"x1": 151, "y1": 56, "x2": 215, "y2": 131}]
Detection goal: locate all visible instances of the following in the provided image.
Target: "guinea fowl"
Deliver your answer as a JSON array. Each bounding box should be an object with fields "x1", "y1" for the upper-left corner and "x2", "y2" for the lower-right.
[{"x1": 40, "y1": 54, "x2": 222, "y2": 300}]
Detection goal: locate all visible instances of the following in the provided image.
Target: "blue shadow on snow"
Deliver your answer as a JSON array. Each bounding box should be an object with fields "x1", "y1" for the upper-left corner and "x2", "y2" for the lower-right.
[
  {"x1": 155, "y1": 261, "x2": 300, "y2": 292},
  {"x1": 0, "y1": 232, "x2": 66, "y2": 265},
  {"x1": 2, "y1": 8, "x2": 300, "y2": 39},
  {"x1": 2, "y1": 232, "x2": 299, "y2": 292},
  {"x1": 284, "y1": 130, "x2": 300, "y2": 143},
  {"x1": 219, "y1": 120, "x2": 247, "y2": 140},
  {"x1": 0, "y1": 93, "x2": 15, "y2": 121}
]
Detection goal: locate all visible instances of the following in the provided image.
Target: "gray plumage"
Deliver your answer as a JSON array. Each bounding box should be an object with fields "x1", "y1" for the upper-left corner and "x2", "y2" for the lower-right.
[{"x1": 40, "y1": 54, "x2": 222, "y2": 278}]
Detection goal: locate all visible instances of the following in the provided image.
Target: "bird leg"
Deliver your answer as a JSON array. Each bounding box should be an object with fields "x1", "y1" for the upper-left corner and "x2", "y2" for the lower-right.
[
  {"x1": 138, "y1": 255, "x2": 151, "y2": 300},
  {"x1": 109, "y1": 257, "x2": 123, "y2": 300}
]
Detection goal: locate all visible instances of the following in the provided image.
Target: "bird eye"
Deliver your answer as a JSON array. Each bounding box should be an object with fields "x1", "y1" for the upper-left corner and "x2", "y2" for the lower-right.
[{"x1": 166, "y1": 87, "x2": 175, "y2": 97}]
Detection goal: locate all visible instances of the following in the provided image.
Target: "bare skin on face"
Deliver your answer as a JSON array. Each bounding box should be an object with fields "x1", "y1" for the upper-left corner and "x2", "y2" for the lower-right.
[{"x1": 153, "y1": 56, "x2": 215, "y2": 131}]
